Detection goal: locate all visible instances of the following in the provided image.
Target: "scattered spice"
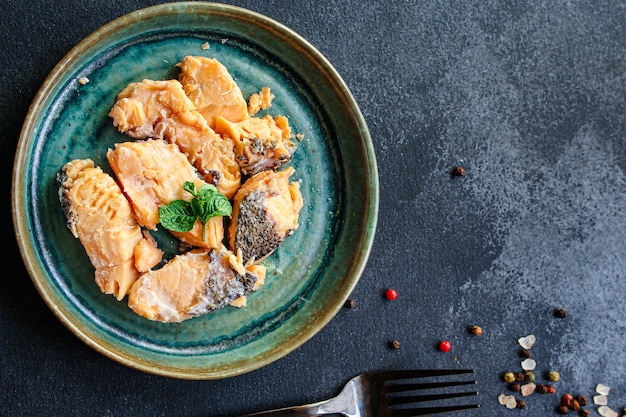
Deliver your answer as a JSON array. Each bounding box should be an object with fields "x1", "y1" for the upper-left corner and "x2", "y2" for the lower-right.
[
  {"x1": 580, "y1": 410, "x2": 591, "y2": 417},
  {"x1": 389, "y1": 340, "x2": 400, "y2": 349},
  {"x1": 546, "y1": 385, "x2": 555, "y2": 394},
  {"x1": 557, "y1": 405, "x2": 570, "y2": 415},
  {"x1": 518, "y1": 334, "x2": 536, "y2": 349},
  {"x1": 343, "y1": 299, "x2": 356, "y2": 309},
  {"x1": 503, "y1": 372, "x2": 516, "y2": 383},
  {"x1": 594, "y1": 395, "x2": 608, "y2": 405},
  {"x1": 452, "y1": 166, "x2": 466, "y2": 177},
  {"x1": 469, "y1": 325, "x2": 483, "y2": 336},
  {"x1": 521, "y1": 358, "x2": 536, "y2": 371},
  {"x1": 553, "y1": 308, "x2": 568, "y2": 318},
  {"x1": 577, "y1": 395, "x2": 588, "y2": 406},
  {"x1": 596, "y1": 384, "x2": 611, "y2": 396},
  {"x1": 561, "y1": 393, "x2": 574, "y2": 407},
  {"x1": 569, "y1": 399, "x2": 580, "y2": 411},
  {"x1": 519, "y1": 349, "x2": 532, "y2": 358},
  {"x1": 548, "y1": 371, "x2": 561, "y2": 382},
  {"x1": 438, "y1": 340, "x2": 452, "y2": 352},
  {"x1": 536, "y1": 384, "x2": 548, "y2": 394},
  {"x1": 385, "y1": 289, "x2": 398, "y2": 300},
  {"x1": 498, "y1": 394, "x2": 518, "y2": 409},
  {"x1": 524, "y1": 371, "x2": 536, "y2": 383},
  {"x1": 598, "y1": 405, "x2": 618, "y2": 417},
  {"x1": 509, "y1": 383, "x2": 521, "y2": 393},
  {"x1": 521, "y1": 383, "x2": 536, "y2": 396},
  {"x1": 516, "y1": 399, "x2": 526, "y2": 409},
  {"x1": 78, "y1": 77, "x2": 89, "y2": 85},
  {"x1": 515, "y1": 372, "x2": 526, "y2": 382}
]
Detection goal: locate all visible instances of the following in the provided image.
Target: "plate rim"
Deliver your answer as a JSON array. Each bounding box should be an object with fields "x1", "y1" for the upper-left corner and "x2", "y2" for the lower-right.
[{"x1": 12, "y1": 1, "x2": 379, "y2": 379}]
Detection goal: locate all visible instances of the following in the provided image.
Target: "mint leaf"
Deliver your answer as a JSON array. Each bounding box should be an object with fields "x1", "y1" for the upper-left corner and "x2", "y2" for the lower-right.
[
  {"x1": 158, "y1": 182, "x2": 233, "y2": 241},
  {"x1": 158, "y1": 200, "x2": 196, "y2": 232}
]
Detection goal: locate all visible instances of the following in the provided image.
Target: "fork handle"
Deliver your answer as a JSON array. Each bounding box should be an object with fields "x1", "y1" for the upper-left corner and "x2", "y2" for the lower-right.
[{"x1": 242, "y1": 399, "x2": 340, "y2": 416}]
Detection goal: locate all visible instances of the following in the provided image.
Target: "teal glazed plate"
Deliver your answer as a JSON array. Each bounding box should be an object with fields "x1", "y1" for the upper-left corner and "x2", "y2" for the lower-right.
[{"x1": 12, "y1": 2, "x2": 378, "y2": 379}]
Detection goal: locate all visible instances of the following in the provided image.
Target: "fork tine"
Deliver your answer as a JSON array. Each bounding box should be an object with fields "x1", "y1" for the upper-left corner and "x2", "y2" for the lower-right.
[
  {"x1": 390, "y1": 403, "x2": 480, "y2": 417},
  {"x1": 375, "y1": 369, "x2": 474, "y2": 381},
  {"x1": 384, "y1": 379, "x2": 476, "y2": 394},
  {"x1": 387, "y1": 390, "x2": 478, "y2": 406}
]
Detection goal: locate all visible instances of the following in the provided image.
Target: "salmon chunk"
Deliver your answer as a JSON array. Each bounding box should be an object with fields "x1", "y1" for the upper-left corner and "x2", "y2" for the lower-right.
[
  {"x1": 215, "y1": 114, "x2": 297, "y2": 176},
  {"x1": 247, "y1": 86, "x2": 275, "y2": 116},
  {"x1": 57, "y1": 159, "x2": 162, "y2": 300},
  {"x1": 177, "y1": 55, "x2": 249, "y2": 128},
  {"x1": 106, "y1": 139, "x2": 224, "y2": 249},
  {"x1": 127, "y1": 248, "x2": 260, "y2": 323},
  {"x1": 229, "y1": 167, "x2": 303, "y2": 263},
  {"x1": 108, "y1": 78, "x2": 241, "y2": 198}
]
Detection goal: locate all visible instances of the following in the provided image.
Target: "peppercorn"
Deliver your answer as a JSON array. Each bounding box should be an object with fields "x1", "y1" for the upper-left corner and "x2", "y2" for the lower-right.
[
  {"x1": 452, "y1": 166, "x2": 466, "y2": 177},
  {"x1": 519, "y1": 349, "x2": 532, "y2": 358},
  {"x1": 557, "y1": 405, "x2": 570, "y2": 415},
  {"x1": 577, "y1": 395, "x2": 588, "y2": 406},
  {"x1": 515, "y1": 372, "x2": 526, "y2": 382},
  {"x1": 569, "y1": 399, "x2": 580, "y2": 411},
  {"x1": 503, "y1": 372, "x2": 516, "y2": 383},
  {"x1": 438, "y1": 340, "x2": 452, "y2": 352},
  {"x1": 469, "y1": 325, "x2": 483, "y2": 336},
  {"x1": 561, "y1": 393, "x2": 573, "y2": 407},
  {"x1": 389, "y1": 340, "x2": 400, "y2": 349},
  {"x1": 524, "y1": 371, "x2": 536, "y2": 383},
  {"x1": 516, "y1": 399, "x2": 526, "y2": 409},
  {"x1": 509, "y1": 383, "x2": 521, "y2": 393},
  {"x1": 343, "y1": 299, "x2": 356, "y2": 309},
  {"x1": 536, "y1": 384, "x2": 548, "y2": 394},
  {"x1": 580, "y1": 410, "x2": 590, "y2": 417},
  {"x1": 385, "y1": 289, "x2": 398, "y2": 300},
  {"x1": 546, "y1": 385, "x2": 556, "y2": 394},
  {"x1": 553, "y1": 308, "x2": 568, "y2": 318},
  {"x1": 548, "y1": 371, "x2": 561, "y2": 382}
]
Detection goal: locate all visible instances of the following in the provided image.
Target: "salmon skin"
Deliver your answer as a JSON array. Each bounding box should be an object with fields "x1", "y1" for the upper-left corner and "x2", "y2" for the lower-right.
[
  {"x1": 127, "y1": 248, "x2": 260, "y2": 323},
  {"x1": 229, "y1": 167, "x2": 303, "y2": 263}
]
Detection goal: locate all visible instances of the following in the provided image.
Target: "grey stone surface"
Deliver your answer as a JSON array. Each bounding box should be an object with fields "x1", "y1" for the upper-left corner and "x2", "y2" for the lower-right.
[{"x1": 2, "y1": 1, "x2": 624, "y2": 416}]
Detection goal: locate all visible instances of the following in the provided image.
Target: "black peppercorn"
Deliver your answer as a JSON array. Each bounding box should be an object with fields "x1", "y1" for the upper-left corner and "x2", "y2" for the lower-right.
[
  {"x1": 343, "y1": 299, "x2": 356, "y2": 309},
  {"x1": 452, "y1": 166, "x2": 466, "y2": 177},
  {"x1": 554, "y1": 308, "x2": 568, "y2": 318},
  {"x1": 557, "y1": 405, "x2": 569, "y2": 414}
]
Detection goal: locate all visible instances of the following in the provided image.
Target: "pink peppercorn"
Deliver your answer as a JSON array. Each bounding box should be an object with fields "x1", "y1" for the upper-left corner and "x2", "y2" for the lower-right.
[
  {"x1": 439, "y1": 340, "x2": 452, "y2": 352},
  {"x1": 385, "y1": 289, "x2": 398, "y2": 300}
]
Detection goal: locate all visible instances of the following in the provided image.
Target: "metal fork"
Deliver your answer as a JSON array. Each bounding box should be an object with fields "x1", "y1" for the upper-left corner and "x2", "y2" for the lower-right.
[{"x1": 242, "y1": 369, "x2": 479, "y2": 417}]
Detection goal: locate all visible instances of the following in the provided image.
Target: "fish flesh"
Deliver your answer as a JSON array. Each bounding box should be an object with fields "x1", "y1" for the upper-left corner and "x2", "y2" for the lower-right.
[
  {"x1": 127, "y1": 247, "x2": 262, "y2": 323},
  {"x1": 229, "y1": 167, "x2": 303, "y2": 263},
  {"x1": 215, "y1": 114, "x2": 296, "y2": 176},
  {"x1": 106, "y1": 138, "x2": 224, "y2": 249},
  {"x1": 108, "y1": 78, "x2": 241, "y2": 199},
  {"x1": 57, "y1": 159, "x2": 162, "y2": 300},
  {"x1": 177, "y1": 55, "x2": 248, "y2": 128}
]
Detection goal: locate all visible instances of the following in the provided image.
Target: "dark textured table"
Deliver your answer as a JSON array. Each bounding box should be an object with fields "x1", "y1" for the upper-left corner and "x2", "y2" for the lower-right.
[{"x1": 3, "y1": 1, "x2": 625, "y2": 416}]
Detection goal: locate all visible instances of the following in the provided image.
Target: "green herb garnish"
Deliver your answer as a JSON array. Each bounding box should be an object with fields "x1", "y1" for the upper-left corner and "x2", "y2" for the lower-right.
[{"x1": 159, "y1": 182, "x2": 232, "y2": 241}]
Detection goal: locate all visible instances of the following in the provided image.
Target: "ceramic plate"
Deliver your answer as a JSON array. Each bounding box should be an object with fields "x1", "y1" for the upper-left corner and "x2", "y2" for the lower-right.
[{"x1": 12, "y1": 2, "x2": 378, "y2": 379}]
